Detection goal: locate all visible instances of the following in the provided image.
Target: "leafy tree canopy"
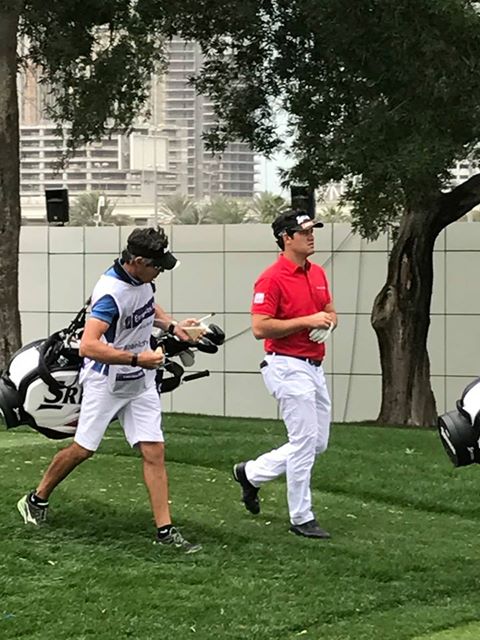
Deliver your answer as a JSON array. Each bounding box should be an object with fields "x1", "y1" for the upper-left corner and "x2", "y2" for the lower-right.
[
  {"x1": 193, "y1": 0, "x2": 480, "y2": 237},
  {"x1": 17, "y1": 0, "x2": 261, "y2": 150}
]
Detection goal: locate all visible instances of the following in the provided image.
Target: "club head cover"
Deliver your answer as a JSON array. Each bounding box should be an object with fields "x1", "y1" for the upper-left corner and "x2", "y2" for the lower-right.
[
  {"x1": 196, "y1": 337, "x2": 219, "y2": 354},
  {"x1": 157, "y1": 360, "x2": 184, "y2": 393},
  {"x1": 154, "y1": 333, "x2": 191, "y2": 358},
  {"x1": 205, "y1": 324, "x2": 225, "y2": 346}
]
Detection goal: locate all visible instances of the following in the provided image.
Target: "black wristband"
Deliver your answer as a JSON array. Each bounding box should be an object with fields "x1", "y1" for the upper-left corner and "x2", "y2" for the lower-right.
[
  {"x1": 131, "y1": 354, "x2": 138, "y2": 367},
  {"x1": 167, "y1": 323, "x2": 177, "y2": 335}
]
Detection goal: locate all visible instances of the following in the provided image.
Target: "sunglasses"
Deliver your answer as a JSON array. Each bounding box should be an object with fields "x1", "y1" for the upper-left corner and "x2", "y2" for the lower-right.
[{"x1": 141, "y1": 258, "x2": 165, "y2": 272}]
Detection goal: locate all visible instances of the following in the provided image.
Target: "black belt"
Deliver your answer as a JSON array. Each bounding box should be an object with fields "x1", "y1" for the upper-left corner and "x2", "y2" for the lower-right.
[{"x1": 265, "y1": 352, "x2": 323, "y2": 367}]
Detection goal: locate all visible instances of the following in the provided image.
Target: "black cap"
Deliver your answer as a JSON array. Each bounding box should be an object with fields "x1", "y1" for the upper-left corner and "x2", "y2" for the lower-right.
[
  {"x1": 127, "y1": 227, "x2": 179, "y2": 271},
  {"x1": 271, "y1": 210, "x2": 324, "y2": 239}
]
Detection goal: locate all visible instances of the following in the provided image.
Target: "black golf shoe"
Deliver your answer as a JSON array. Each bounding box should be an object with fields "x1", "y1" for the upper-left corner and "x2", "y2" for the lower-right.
[
  {"x1": 289, "y1": 519, "x2": 331, "y2": 539},
  {"x1": 233, "y1": 462, "x2": 260, "y2": 514}
]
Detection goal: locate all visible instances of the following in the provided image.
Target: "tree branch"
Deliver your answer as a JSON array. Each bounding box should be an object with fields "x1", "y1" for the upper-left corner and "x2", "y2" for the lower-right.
[{"x1": 440, "y1": 173, "x2": 480, "y2": 224}]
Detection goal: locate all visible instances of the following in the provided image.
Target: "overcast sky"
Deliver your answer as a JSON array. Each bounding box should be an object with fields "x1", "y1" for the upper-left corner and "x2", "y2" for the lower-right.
[{"x1": 255, "y1": 153, "x2": 292, "y2": 196}]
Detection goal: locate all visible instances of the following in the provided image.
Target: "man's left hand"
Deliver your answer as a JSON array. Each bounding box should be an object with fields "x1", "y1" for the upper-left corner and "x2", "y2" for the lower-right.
[{"x1": 175, "y1": 318, "x2": 207, "y2": 342}]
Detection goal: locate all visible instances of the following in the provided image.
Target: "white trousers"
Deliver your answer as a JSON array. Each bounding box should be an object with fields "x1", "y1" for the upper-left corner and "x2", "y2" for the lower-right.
[
  {"x1": 75, "y1": 372, "x2": 164, "y2": 452},
  {"x1": 245, "y1": 354, "x2": 331, "y2": 525}
]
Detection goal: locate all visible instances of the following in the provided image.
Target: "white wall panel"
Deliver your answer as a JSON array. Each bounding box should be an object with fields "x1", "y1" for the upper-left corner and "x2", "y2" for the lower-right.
[
  {"x1": 20, "y1": 226, "x2": 48, "y2": 253},
  {"x1": 49, "y1": 227, "x2": 84, "y2": 253},
  {"x1": 171, "y1": 372, "x2": 224, "y2": 415},
  {"x1": 225, "y1": 373, "x2": 278, "y2": 419},
  {"x1": 19, "y1": 254, "x2": 48, "y2": 312},
  {"x1": 445, "y1": 252, "x2": 480, "y2": 313},
  {"x1": 49, "y1": 254, "x2": 84, "y2": 312},
  {"x1": 84, "y1": 254, "x2": 118, "y2": 297},
  {"x1": 21, "y1": 312, "x2": 49, "y2": 344},
  {"x1": 427, "y1": 315, "x2": 446, "y2": 377},
  {"x1": 171, "y1": 224, "x2": 223, "y2": 252},
  {"x1": 224, "y1": 313, "x2": 263, "y2": 373},
  {"x1": 332, "y1": 252, "x2": 387, "y2": 315},
  {"x1": 225, "y1": 252, "x2": 277, "y2": 313},
  {"x1": 445, "y1": 376, "x2": 473, "y2": 410},
  {"x1": 48, "y1": 312, "x2": 79, "y2": 334},
  {"x1": 431, "y1": 376, "x2": 446, "y2": 417},
  {"x1": 332, "y1": 315, "x2": 381, "y2": 375},
  {"x1": 332, "y1": 374, "x2": 381, "y2": 423},
  {"x1": 225, "y1": 223, "x2": 278, "y2": 252},
  {"x1": 172, "y1": 253, "x2": 223, "y2": 313},
  {"x1": 431, "y1": 252, "x2": 446, "y2": 315},
  {"x1": 84, "y1": 227, "x2": 121, "y2": 253},
  {"x1": 445, "y1": 315, "x2": 480, "y2": 377},
  {"x1": 16, "y1": 223, "x2": 480, "y2": 422},
  {"x1": 446, "y1": 223, "x2": 480, "y2": 250}
]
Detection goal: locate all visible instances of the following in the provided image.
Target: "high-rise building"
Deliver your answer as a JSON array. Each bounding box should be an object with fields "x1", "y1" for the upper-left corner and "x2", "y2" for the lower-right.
[
  {"x1": 160, "y1": 38, "x2": 257, "y2": 199},
  {"x1": 17, "y1": 38, "x2": 257, "y2": 213},
  {"x1": 18, "y1": 64, "x2": 146, "y2": 201},
  {"x1": 451, "y1": 160, "x2": 478, "y2": 186}
]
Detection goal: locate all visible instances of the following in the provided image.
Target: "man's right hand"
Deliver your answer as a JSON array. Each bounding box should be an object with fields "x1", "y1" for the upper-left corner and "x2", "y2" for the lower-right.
[
  {"x1": 137, "y1": 348, "x2": 165, "y2": 369},
  {"x1": 306, "y1": 311, "x2": 335, "y2": 330}
]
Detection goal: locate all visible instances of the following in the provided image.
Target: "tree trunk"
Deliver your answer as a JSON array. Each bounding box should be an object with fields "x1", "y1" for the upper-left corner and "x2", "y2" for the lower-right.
[
  {"x1": 371, "y1": 176, "x2": 480, "y2": 427},
  {"x1": 371, "y1": 205, "x2": 443, "y2": 426},
  {"x1": 0, "y1": 2, "x2": 22, "y2": 369}
]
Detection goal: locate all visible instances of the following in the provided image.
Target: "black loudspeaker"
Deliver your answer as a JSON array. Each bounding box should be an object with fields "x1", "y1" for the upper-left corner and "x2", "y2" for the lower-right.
[
  {"x1": 45, "y1": 188, "x2": 69, "y2": 224},
  {"x1": 290, "y1": 185, "x2": 315, "y2": 217}
]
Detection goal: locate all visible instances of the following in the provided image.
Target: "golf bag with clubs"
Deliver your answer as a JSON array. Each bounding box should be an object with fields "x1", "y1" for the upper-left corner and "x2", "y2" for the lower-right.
[
  {"x1": 0, "y1": 300, "x2": 225, "y2": 440},
  {"x1": 438, "y1": 377, "x2": 480, "y2": 467}
]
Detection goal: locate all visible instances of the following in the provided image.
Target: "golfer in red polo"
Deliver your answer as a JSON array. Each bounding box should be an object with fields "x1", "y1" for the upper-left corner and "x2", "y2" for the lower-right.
[{"x1": 233, "y1": 209, "x2": 337, "y2": 539}]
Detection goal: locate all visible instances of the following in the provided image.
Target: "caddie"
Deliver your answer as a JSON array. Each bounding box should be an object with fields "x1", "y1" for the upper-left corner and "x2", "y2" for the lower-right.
[
  {"x1": 233, "y1": 209, "x2": 337, "y2": 539},
  {"x1": 17, "y1": 226, "x2": 203, "y2": 553}
]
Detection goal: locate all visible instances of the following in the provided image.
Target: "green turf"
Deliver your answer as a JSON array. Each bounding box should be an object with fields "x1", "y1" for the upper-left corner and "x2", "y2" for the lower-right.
[
  {"x1": 1, "y1": 415, "x2": 479, "y2": 640},
  {"x1": 414, "y1": 622, "x2": 480, "y2": 640}
]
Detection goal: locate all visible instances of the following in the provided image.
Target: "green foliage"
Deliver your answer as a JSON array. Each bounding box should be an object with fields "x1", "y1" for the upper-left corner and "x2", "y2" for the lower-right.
[
  {"x1": 193, "y1": 1, "x2": 480, "y2": 238},
  {"x1": 161, "y1": 195, "x2": 210, "y2": 224},
  {"x1": 16, "y1": 2, "x2": 480, "y2": 238},
  {"x1": 68, "y1": 191, "x2": 128, "y2": 226},
  {"x1": 2, "y1": 416, "x2": 480, "y2": 639},
  {"x1": 316, "y1": 203, "x2": 352, "y2": 224},
  {"x1": 248, "y1": 191, "x2": 289, "y2": 223},
  {"x1": 164, "y1": 194, "x2": 271, "y2": 224},
  {"x1": 17, "y1": 0, "x2": 274, "y2": 157},
  {"x1": 205, "y1": 196, "x2": 250, "y2": 224},
  {"x1": 19, "y1": 0, "x2": 173, "y2": 149}
]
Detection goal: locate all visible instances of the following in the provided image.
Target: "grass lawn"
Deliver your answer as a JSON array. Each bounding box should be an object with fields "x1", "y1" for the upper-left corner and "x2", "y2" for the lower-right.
[{"x1": 1, "y1": 414, "x2": 480, "y2": 640}]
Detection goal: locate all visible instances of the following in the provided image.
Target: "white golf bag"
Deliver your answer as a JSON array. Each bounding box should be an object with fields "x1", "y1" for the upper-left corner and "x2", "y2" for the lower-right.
[
  {"x1": 0, "y1": 302, "x2": 224, "y2": 440},
  {"x1": 438, "y1": 378, "x2": 480, "y2": 467}
]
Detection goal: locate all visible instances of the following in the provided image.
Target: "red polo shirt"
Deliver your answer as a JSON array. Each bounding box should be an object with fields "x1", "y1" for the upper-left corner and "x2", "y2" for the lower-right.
[{"x1": 251, "y1": 254, "x2": 332, "y2": 359}]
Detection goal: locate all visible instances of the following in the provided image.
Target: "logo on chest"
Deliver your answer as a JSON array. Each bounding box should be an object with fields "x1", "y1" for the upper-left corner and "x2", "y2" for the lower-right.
[{"x1": 125, "y1": 297, "x2": 155, "y2": 329}]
